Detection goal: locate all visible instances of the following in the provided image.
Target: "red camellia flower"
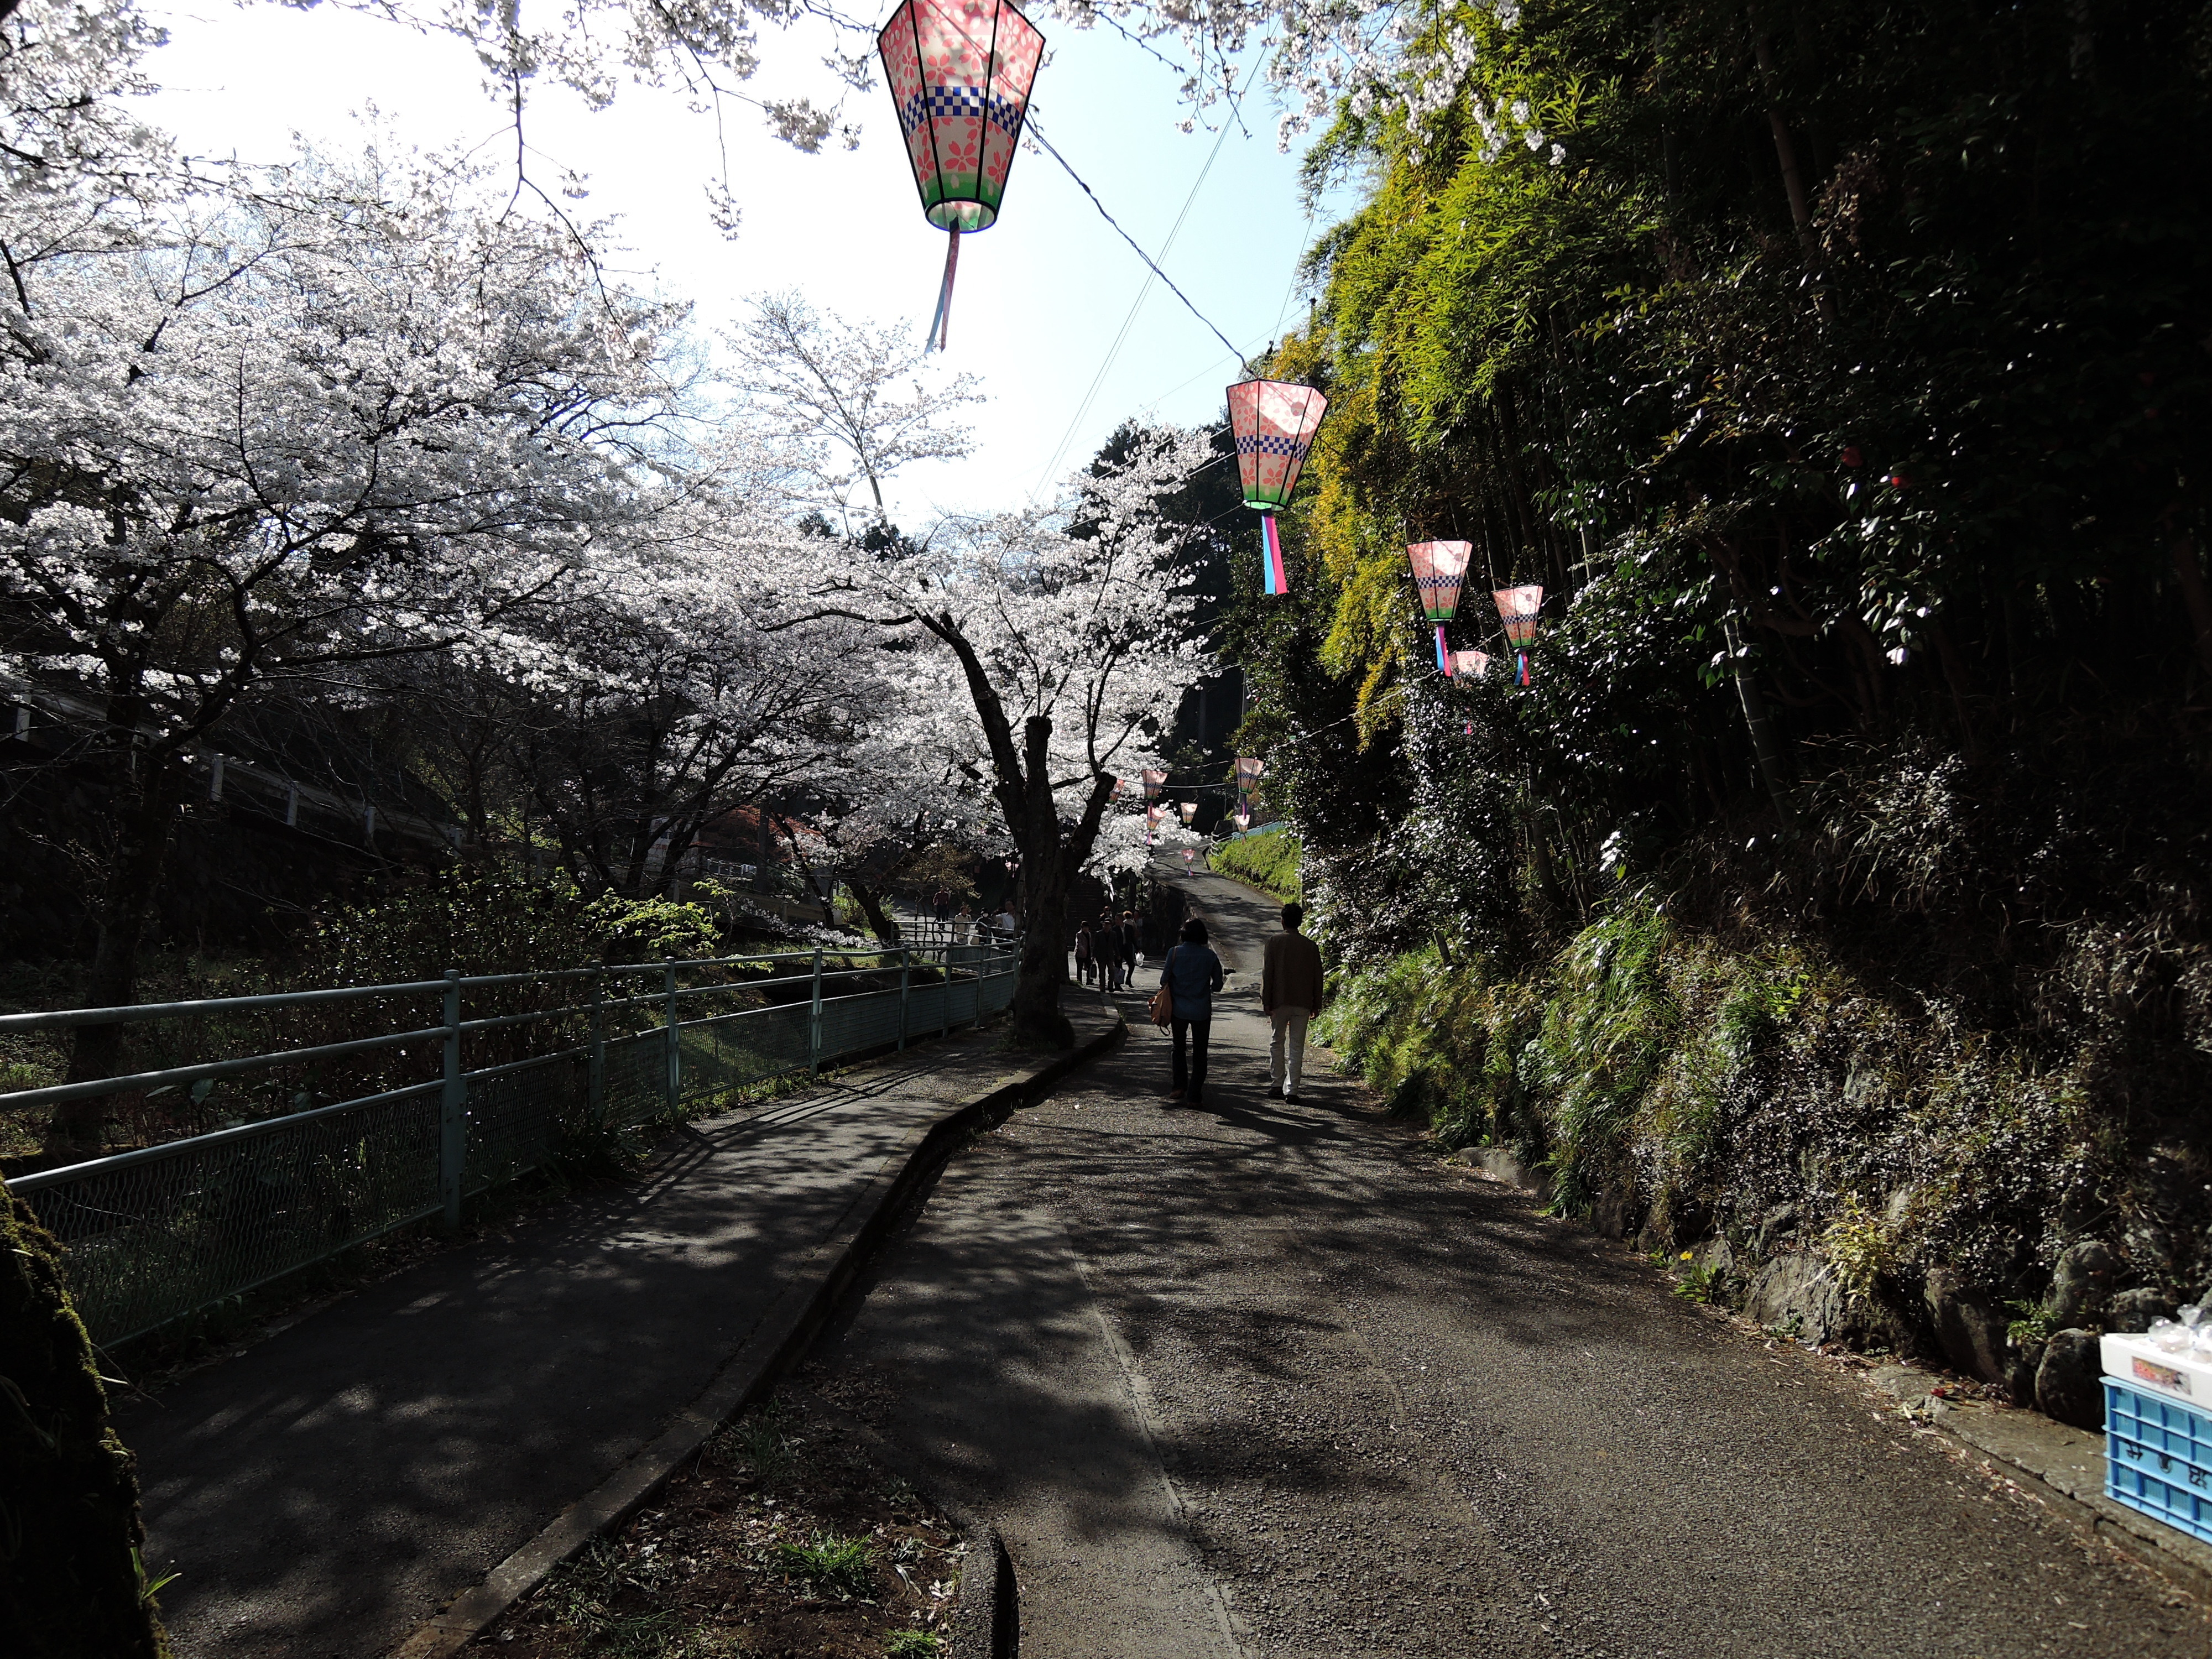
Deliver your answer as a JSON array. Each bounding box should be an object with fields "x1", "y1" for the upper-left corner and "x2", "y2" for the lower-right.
[
  {"x1": 1885, "y1": 472, "x2": 1909, "y2": 488},
  {"x1": 1840, "y1": 446, "x2": 1864, "y2": 467}
]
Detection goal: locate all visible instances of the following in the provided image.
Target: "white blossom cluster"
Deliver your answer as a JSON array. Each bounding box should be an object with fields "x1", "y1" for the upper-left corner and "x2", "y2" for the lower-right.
[
  {"x1": 0, "y1": 0, "x2": 1220, "y2": 919},
  {"x1": 1039, "y1": 0, "x2": 1546, "y2": 164}
]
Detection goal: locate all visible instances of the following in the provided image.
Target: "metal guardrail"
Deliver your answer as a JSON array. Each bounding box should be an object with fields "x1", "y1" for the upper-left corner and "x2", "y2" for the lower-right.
[{"x1": 5, "y1": 942, "x2": 1018, "y2": 1348}]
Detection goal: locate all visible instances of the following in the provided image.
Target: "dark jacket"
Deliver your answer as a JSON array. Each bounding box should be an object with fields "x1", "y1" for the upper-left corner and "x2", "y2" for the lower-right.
[
  {"x1": 1261, "y1": 929, "x2": 1327, "y2": 1013},
  {"x1": 1159, "y1": 943, "x2": 1225, "y2": 1022}
]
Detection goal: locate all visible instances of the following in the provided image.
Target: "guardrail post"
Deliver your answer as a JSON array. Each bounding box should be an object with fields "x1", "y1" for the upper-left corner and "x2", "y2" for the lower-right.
[
  {"x1": 663, "y1": 959, "x2": 681, "y2": 1116},
  {"x1": 898, "y1": 948, "x2": 910, "y2": 1052},
  {"x1": 809, "y1": 948, "x2": 824, "y2": 1074},
  {"x1": 440, "y1": 969, "x2": 465, "y2": 1232},
  {"x1": 587, "y1": 967, "x2": 607, "y2": 1123},
  {"x1": 939, "y1": 943, "x2": 950, "y2": 1038}
]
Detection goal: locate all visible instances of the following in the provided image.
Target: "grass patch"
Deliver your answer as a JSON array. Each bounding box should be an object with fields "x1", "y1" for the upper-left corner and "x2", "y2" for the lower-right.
[
  {"x1": 1209, "y1": 829, "x2": 1300, "y2": 901},
  {"x1": 489, "y1": 1394, "x2": 962, "y2": 1658},
  {"x1": 770, "y1": 1531, "x2": 874, "y2": 1600}
]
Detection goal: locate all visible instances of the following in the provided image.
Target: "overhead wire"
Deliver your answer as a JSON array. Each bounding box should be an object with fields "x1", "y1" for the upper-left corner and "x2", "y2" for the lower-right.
[
  {"x1": 1023, "y1": 114, "x2": 1244, "y2": 361},
  {"x1": 1026, "y1": 106, "x2": 1239, "y2": 497}
]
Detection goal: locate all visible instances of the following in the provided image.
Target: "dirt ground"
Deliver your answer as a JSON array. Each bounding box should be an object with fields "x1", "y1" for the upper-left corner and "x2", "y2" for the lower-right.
[{"x1": 475, "y1": 1392, "x2": 962, "y2": 1659}]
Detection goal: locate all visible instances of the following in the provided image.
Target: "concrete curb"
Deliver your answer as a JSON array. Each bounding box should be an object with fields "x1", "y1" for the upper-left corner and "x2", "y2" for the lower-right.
[{"x1": 388, "y1": 1011, "x2": 1124, "y2": 1659}]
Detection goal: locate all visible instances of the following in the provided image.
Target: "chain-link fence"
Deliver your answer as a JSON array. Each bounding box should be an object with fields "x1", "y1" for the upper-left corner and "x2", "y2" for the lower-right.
[{"x1": 5, "y1": 942, "x2": 1017, "y2": 1347}]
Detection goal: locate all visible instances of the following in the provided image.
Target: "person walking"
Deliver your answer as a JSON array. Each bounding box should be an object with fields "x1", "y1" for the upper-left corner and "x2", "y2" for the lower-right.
[
  {"x1": 932, "y1": 886, "x2": 952, "y2": 924},
  {"x1": 1261, "y1": 901, "x2": 1328, "y2": 1103},
  {"x1": 1074, "y1": 921, "x2": 1095, "y2": 987},
  {"x1": 1158, "y1": 917, "x2": 1225, "y2": 1105}
]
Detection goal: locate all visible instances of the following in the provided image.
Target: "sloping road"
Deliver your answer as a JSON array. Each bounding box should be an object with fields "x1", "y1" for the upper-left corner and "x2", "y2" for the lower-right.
[{"x1": 806, "y1": 868, "x2": 2207, "y2": 1657}]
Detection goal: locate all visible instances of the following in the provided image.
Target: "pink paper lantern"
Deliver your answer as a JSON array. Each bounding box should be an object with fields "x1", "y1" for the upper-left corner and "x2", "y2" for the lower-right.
[
  {"x1": 878, "y1": 0, "x2": 1045, "y2": 351},
  {"x1": 1493, "y1": 585, "x2": 1543, "y2": 685},
  {"x1": 1409, "y1": 540, "x2": 1473, "y2": 675},
  {"x1": 1228, "y1": 378, "x2": 1328, "y2": 596}
]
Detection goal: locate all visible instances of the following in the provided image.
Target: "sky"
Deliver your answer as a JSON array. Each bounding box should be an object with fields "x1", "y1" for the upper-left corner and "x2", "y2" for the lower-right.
[{"x1": 142, "y1": 1, "x2": 1334, "y2": 523}]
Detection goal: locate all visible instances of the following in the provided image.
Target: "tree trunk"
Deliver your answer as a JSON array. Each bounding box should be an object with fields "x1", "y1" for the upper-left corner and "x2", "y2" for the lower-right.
[
  {"x1": 0, "y1": 1179, "x2": 172, "y2": 1656},
  {"x1": 55, "y1": 751, "x2": 183, "y2": 1155},
  {"x1": 1006, "y1": 714, "x2": 1075, "y2": 1050},
  {"x1": 1723, "y1": 618, "x2": 1799, "y2": 830},
  {"x1": 846, "y1": 875, "x2": 903, "y2": 946}
]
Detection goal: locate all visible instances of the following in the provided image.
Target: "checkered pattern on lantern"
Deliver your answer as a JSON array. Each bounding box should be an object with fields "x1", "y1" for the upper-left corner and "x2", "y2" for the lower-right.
[
  {"x1": 1494, "y1": 584, "x2": 1543, "y2": 645},
  {"x1": 878, "y1": 0, "x2": 1044, "y2": 233},
  {"x1": 1229, "y1": 378, "x2": 1329, "y2": 508},
  {"x1": 1407, "y1": 540, "x2": 1472, "y2": 622}
]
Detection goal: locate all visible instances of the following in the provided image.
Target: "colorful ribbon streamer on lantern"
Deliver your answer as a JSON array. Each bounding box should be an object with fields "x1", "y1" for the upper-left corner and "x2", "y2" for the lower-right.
[{"x1": 1260, "y1": 513, "x2": 1288, "y2": 596}]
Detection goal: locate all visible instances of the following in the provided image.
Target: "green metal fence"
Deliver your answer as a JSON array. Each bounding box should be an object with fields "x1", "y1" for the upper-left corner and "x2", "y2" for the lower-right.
[{"x1": 5, "y1": 943, "x2": 1017, "y2": 1347}]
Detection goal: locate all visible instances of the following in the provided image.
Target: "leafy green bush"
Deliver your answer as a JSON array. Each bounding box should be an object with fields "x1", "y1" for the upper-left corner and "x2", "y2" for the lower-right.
[
  {"x1": 309, "y1": 867, "x2": 726, "y2": 987},
  {"x1": 1323, "y1": 889, "x2": 2117, "y2": 1288},
  {"x1": 1209, "y1": 829, "x2": 1301, "y2": 901}
]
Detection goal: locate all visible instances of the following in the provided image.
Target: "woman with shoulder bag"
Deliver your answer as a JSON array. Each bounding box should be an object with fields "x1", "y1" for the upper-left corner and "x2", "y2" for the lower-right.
[{"x1": 1155, "y1": 917, "x2": 1225, "y2": 1105}]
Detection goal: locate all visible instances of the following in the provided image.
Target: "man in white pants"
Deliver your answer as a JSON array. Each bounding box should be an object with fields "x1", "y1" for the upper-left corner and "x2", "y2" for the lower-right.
[{"x1": 1260, "y1": 901, "x2": 1327, "y2": 1103}]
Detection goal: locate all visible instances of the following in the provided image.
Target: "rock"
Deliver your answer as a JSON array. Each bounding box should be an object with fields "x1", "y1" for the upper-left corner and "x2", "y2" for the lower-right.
[
  {"x1": 2036, "y1": 1329, "x2": 2105, "y2": 1431},
  {"x1": 1667, "y1": 1194, "x2": 1713, "y2": 1244},
  {"x1": 1590, "y1": 1187, "x2": 1641, "y2": 1240},
  {"x1": 2048, "y1": 1240, "x2": 2116, "y2": 1327},
  {"x1": 1922, "y1": 1267, "x2": 2011, "y2": 1384},
  {"x1": 2104, "y1": 1287, "x2": 2178, "y2": 1334},
  {"x1": 2124, "y1": 1218, "x2": 2175, "y2": 1274},
  {"x1": 1747, "y1": 1253, "x2": 1845, "y2": 1343},
  {"x1": 1755, "y1": 1204, "x2": 1799, "y2": 1256},
  {"x1": 2005, "y1": 1343, "x2": 2044, "y2": 1406}
]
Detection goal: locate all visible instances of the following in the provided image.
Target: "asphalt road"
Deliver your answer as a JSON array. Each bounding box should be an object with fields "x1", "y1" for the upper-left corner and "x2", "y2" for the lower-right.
[{"x1": 806, "y1": 868, "x2": 2210, "y2": 1658}]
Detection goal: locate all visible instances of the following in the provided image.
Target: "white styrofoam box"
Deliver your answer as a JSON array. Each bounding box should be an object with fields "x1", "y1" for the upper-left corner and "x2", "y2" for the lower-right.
[{"x1": 2103, "y1": 1332, "x2": 2212, "y2": 1406}]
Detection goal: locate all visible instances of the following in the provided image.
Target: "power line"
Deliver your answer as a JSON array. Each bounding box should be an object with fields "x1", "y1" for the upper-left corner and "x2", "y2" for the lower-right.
[
  {"x1": 1023, "y1": 113, "x2": 1243, "y2": 361},
  {"x1": 1029, "y1": 107, "x2": 1239, "y2": 497}
]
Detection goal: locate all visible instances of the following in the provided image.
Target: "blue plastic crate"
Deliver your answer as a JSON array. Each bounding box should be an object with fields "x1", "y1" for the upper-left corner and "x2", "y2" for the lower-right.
[{"x1": 2106, "y1": 1378, "x2": 2212, "y2": 1544}]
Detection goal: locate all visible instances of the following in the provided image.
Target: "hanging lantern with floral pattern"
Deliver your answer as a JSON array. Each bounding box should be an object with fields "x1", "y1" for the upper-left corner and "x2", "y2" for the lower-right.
[
  {"x1": 1228, "y1": 378, "x2": 1328, "y2": 595},
  {"x1": 1406, "y1": 540, "x2": 1472, "y2": 674},
  {"x1": 878, "y1": 0, "x2": 1045, "y2": 352},
  {"x1": 1493, "y1": 585, "x2": 1543, "y2": 686}
]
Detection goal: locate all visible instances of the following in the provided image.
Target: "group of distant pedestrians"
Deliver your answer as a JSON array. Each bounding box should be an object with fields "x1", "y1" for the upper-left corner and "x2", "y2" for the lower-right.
[
  {"x1": 928, "y1": 888, "x2": 1018, "y2": 945},
  {"x1": 1072, "y1": 911, "x2": 1145, "y2": 991}
]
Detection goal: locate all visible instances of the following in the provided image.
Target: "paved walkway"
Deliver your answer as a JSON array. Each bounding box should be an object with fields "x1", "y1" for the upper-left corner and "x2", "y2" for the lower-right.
[
  {"x1": 119, "y1": 1024, "x2": 1087, "y2": 1659},
  {"x1": 806, "y1": 868, "x2": 2211, "y2": 1658}
]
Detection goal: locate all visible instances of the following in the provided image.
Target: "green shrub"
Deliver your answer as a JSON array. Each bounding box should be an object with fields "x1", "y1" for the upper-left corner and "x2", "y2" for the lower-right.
[{"x1": 1321, "y1": 886, "x2": 2118, "y2": 1283}]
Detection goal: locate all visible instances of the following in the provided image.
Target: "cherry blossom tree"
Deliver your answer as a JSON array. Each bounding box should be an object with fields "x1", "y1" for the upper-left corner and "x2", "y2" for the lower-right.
[
  {"x1": 0, "y1": 132, "x2": 691, "y2": 1145},
  {"x1": 788, "y1": 423, "x2": 1223, "y2": 1046},
  {"x1": 492, "y1": 477, "x2": 890, "y2": 898},
  {"x1": 727, "y1": 295, "x2": 981, "y2": 535}
]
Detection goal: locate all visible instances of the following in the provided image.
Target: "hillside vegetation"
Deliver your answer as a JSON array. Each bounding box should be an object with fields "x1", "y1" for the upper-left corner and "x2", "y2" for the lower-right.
[
  {"x1": 1235, "y1": 0, "x2": 2212, "y2": 1399},
  {"x1": 1209, "y1": 830, "x2": 1302, "y2": 902}
]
